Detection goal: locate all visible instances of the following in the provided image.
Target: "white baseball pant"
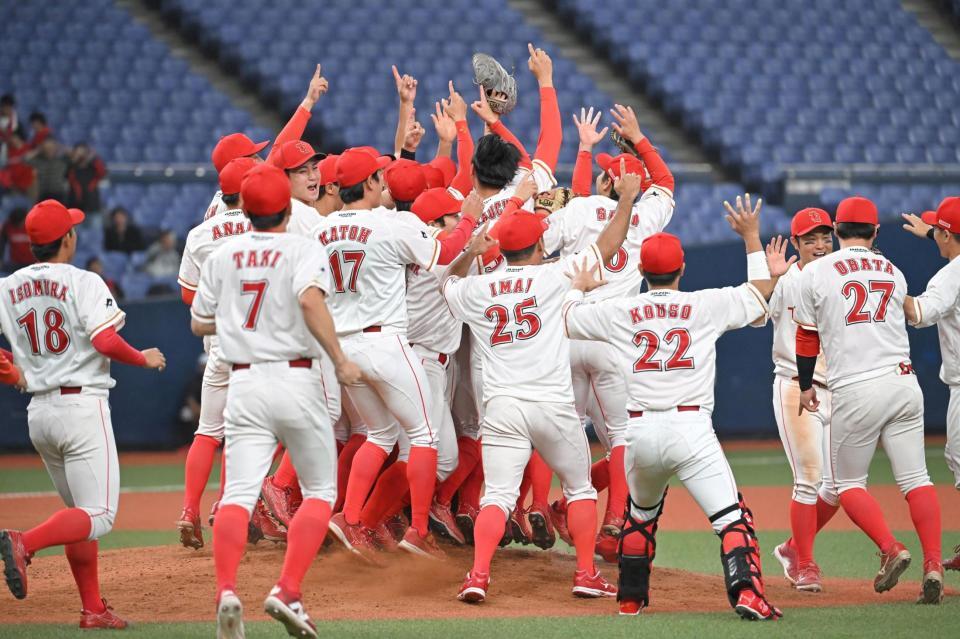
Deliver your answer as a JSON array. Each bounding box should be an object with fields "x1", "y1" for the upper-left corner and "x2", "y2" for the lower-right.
[
  {"x1": 947, "y1": 385, "x2": 960, "y2": 489},
  {"x1": 221, "y1": 361, "x2": 337, "y2": 511},
  {"x1": 411, "y1": 344, "x2": 458, "y2": 480},
  {"x1": 828, "y1": 372, "x2": 932, "y2": 496},
  {"x1": 318, "y1": 351, "x2": 342, "y2": 425},
  {"x1": 28, "y1": 389, "x2": 119, "y2": 540},
  {"x1": 772, "y1": 376, "x2": 838, "y2": 505},
  {"x1": 195, "y1": 346, "x2": 229, "y2": 439},
  {"x1": 480, "y1": 396, "x2": 597, "y2": 515},
  {"x1": 624, "y1": 409, "x2": 741, "y2": 532},
  {"x1": 569, "y1": 339, "x2": 628, "y2": 450},
  {"x1": 451, "y1": 337, "x2": 481, "y2": 440},
  {"x1": 341, "y1": 333, "x2": 436, "y2": 451},
  {"x1": 338, "y1": 390, "x2": 368, "y2": 440}
]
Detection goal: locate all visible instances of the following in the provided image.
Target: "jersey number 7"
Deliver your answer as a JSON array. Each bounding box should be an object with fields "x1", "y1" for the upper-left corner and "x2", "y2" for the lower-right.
[{"x1": 241, "y1": 280, "x2": 268, "y2": 330}]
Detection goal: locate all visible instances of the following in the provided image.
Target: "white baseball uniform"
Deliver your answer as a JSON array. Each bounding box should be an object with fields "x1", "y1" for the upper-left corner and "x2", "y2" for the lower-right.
[
  {"x1": 761, "y1": 262, "x2": 837, "y2": 505},
  {"x1": 908, "y1": 254, "x2": 960, "y2": 488},
  {"x1": 308, "y1": 207, "x2": 438, "y2": 453},
  {"x1": 191, "y1": 231, "x2": 337, "y2": 511},
  {"x1": 178, "y1": 207, "x2": 250, "y2": 439},
  {"x1": 0, "y1": 263, "x2": 126, "y2": 539},
  {"x1": 564, "y1": 284, "x2": 768, "y2": 531},
  {"x1": 203, "y1": 190, "x2": 227, "y2": 221},
  {"x1": 442, "y1": 245, "x2": 605, "y2": 515},
  {"x1": 542, "y1": 188, "x2": 675, "y2": 451},
  {"x1": 794, "y1": 246, "x2": 932, "y2": 496}
]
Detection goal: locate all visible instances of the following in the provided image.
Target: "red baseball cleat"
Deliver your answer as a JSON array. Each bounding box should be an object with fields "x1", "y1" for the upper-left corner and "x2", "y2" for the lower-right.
[
  {"x1": 618, "y1": 599, "x2": 644, "y2": 616},
  {"x1": 917, "y1": 560, "x2": 944, "y2": 605},
  {"x1": 943, "y1": 544, "x2": 960, "y2": 571},
  {"x1": 327, "y1": 513, "x2": 381, "y2": 564},
  {"x1": 429, "y1": 499, "x2": 466, "y2": 545},
  {"x1": 794, "y1": 562, "x2": 823, "y2": 593},
  {"x1": 177, "y1": 507, "x2": 204, "y2": 550},
  {"x1": 260, "y1": 477, "x2": 296, "y2": 528},
  {"x1": 510, "y1": 507, "x2": 532, "y2": 546},
  {"x1": 772, "y1": 541, "x2": 798, "y2": 585},
  {"x1": 572, "y1": 569, "x2": 617, "y2": 598},
  {"x1": 595, "y1": 515, "x2": 623, "y2": 564},
  {"x1": 549, "y1": 500, "x2": 572, "y2": 546},
  {"x1": 368, "y1": 521, "x2": 399, "y2": 552},
  {"x1": 399, "y1": 527, "x2": 446, "y2": 559},
  {"x1": 385, "y1": 512, "x2": 409, "y2": 543},
  {"x1": 874, "y1": 541, "x2": 911, "y2": 593},
  {"x1": 0, "y1": 529, "x2": 29, "y2": 599},
  {"x1": 253, "y1": 498, "x2": 287, "y2": 543},
  {"x1": 528, "y1": 503, "x2": 556, "y2": 550},
  {"x1": 455, "y1": 504, "x2": 478, "y2": 546},
  {"x1": 735, "y1": 589, "x2": 782, "y2": 621},
  {"x1": 457, "y1": 571, "x2": 490, "y2": 604},
  {"x1": 79, "y1": 598, "x2": 128, "y2": 629},
  {"x1": 264, "y1": 585, "x2": 318, "y2": 638}
]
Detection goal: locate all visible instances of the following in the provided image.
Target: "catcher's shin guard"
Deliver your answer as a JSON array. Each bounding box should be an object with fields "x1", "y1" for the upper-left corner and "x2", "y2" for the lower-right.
[
  {"x1": 713, "y1": 494, "x2": 775, "y2": 613},
  {"x1": 616, "y1": 493, "x2": 665, "y2": 609}
]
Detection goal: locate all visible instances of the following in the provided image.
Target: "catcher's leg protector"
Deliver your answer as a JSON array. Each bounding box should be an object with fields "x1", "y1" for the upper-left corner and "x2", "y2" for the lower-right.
[
  {"x1": 713, "y1": 495, "x2": 776, "y2": 613},
  {"x1": 616, "y1": 493, "x2": 665, "y2": 608}
]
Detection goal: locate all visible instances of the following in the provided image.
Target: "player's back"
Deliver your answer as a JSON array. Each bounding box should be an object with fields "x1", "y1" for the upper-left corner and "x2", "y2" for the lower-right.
[
  {"x1": 312, "y1": 207, "x2": 439, "y2": 335},
  {"x1": 178, "y1": 208, "x2": 250, "y2": 292},
  {"x1": 796, "y1": 246, "x2": 910, "y2": 389},
  {"x1": 0, "y1": 262, "x2": 124, "y2": 392},
  {"x1": 203, "y1": 231, "x2": 326, "y2": 364}
]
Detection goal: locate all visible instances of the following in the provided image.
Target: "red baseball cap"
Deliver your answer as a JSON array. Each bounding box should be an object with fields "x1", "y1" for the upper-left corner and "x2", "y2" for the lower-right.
[
  {"x1": 384, "y1": 159, "x2": 428, "y2": 202},
  {"x1": 240, "y1": 164, "x2": 291, "y2": 217},
  {"x1": 318, "y1": 154, "x2": 339, "y2": 185},
  {"x1": 640, "y1": 232, "x2": 684, "y2": 274},
  {"x1": 25, "y1": 199, "x2": 85, "y2": 244},
  {"x1": 427, "y1": 157, "x2": 455, "y2": 187},
  {"x1": 921, "y1": 196, "x2": 960, "y2": 231},
  {"x1": 421, "y1": 164, "x2": 446, "y2": 189},
  {"x1": 835, "y1": 196, "x2": 878, "y2": 225},
  {"x1": 211, "y1": 133, "x2": 269, "y2": 173},
  {"x1": 596, "y1": 153, "x2": 644, "y2": 179},
  {"x1": 791, "y1": 207, "x2": 833, "y2": 237},
  {"x1": 336, "y1": 147, "x2": 392, "y2": 188},
  {"x1": 219, "y1": 157, "x2": 259, "y2": 195},
  {"x1": 411, "y1": 188, "x2": 462, "y2": 224},
  {"x1": 269, "y1": 140, "x2": 324, "y2": 170},
  {"x1": 497, "y1": 212, "x2": 548, "y2": 251}
]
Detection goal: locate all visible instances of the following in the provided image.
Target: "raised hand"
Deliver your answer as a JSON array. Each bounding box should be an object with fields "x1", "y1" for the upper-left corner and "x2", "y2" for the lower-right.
[
  {"x1": 609, "y1": 103, "x2": 644, "y2": 145},
  {"x1": 527, "y1": 42, "x2": 553, "y2": 88},
  {"x1": 403, "y1": 111, "x2": 425, "y2": 152},
  {"x1": 443, "y1": 81, "x2": 468, "y2": 121},
  {"x1": 431, "y1": 102, "x2": 456, "y2": 143},
  {"x1": 302, "y1": 64, "x2": 329, "y2": 110},
  {"x1": 513, "y1": 171, "x2": 538, "y2": 202},
  {"x1": 613, "y1": 159, "x2": 642, "y2": 202},
  {"x1": 471, "y1": 84, "x2": 499, "y2": 125},
  {"x1": 765, "y1": 235, "x2": 797, "y2": 277},
  {"x1": 901, "y1": 212, "x2": 932, "y2": 239},
  {"x1": 391, "y1": 65, "x2": 417, "y2": 104},
  {"x1": 566, "y1": 256, "x2": 607, "y2": 293},
  {"x1": 723, "y1": 193, "x2": 763, "y2": 239},
  {"x1": 467, "y1": 221, "x2": 498, "y2": 257},
  {"x1": 460, "y1": 191, "x2": 484, "y2": 222},
  {"x1": 573, "y1": 107, "x2": 608, "y2": 151},
  {"x1": 142, "y1": 348, "x2": 167, "y2": 371}
]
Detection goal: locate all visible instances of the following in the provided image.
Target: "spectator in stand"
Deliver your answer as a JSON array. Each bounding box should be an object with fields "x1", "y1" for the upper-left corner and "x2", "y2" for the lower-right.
[
  {"x1": 27, "y1": 112, "x2": 52, "y2": 149},
  {"x1": 0, "y1": 131, "x2": 36, "y2": 195},
  {"x1": 141, "y1": 229, "x2": 181, "y2": 278},
  {"x1": 0, "y1": 94, "x2": 25, "y2": 164},
  {"x1": 67, "y1": 143, "x2": 107, "y2": 213},
  {"x1": 28, "y1": 136, "x2": 69, "y2": 201},
  {"x1": 104, "y1": 206, "x2": 144, "y2": 253},
  {"x1": 86, "y1": 256, "x2": 125, "y2": 300},
  {"x1": 0, "y1": 207, "x2": 35, "y2": 271}
]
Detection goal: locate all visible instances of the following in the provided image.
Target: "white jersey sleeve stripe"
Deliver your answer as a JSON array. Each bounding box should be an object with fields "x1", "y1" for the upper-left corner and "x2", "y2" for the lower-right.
[
  {"x1": 89, "y1": 310, "x2": 126, "y2": 340},
  {"x1": 744, "y1": 282, "x2": 770, "y2": 320},
  {"x1": 191, "y1": 308, "x2": 216, "y2": 323},
  {"x1": 425, "y1": 239, "x2": 441, "y2": 271},
  {"x1": 531, "y1": 159, "x2": 557, "y2": 187},
  {"x1": 177, "y1": 276, "x2": 199, "y2": 291},
  {"x1": 296, "y1": 280, "x2": 327, "y2": 301}
]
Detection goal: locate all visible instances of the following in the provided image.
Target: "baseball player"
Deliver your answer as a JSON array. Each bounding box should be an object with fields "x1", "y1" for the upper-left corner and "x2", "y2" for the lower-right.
[
  {"x1": 312, "y1": 153, "x2": 342, "y2": 216},
  {"x1": 901, "y1": 196, "x2": 960, "y2": 572},
  {"x1": 316, "y1": 147, "x2": 478, "y2": 560},
  {"x1": 760, "y1": 209, "x2": 840, "y2": 592},
  {"x1": 190, "y1": 164, "x2": 361, "y2": 639},
  {"x1": 445, "y1": 167, "x2": 640, "y2": 604},
  {"x1": 0, "y1": 200, "x2": 166, "y2": 629},
  {"x1": 562, "y1": 196, "x2": 783, "y2": 620},
  {"x1": 176, "y1": 156, "x2": 257, "y2": 549},
  {"x1": 541, "y1": 105, "x2": 675, "y2": 561},
  {"x1": 794, "y1": 196, "x2": 942, "y2": 604}
]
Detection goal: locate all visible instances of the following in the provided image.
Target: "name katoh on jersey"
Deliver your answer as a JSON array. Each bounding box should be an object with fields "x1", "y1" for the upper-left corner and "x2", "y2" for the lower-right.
[
  {"x1": 406, "y1": 226, "x2": 466, "y2": 355},
  {"x1": 191, "y1": 232, "x2": 331, "y2": 364},
  {"x1": 0, "y1": 263, "x2": 125, "y2": 392},
  {"x1": 310, "y1": 207, "x2": 441, "y2": 336},
  {"x1": 286, "y1": 198, "x2": 326, "y2": 238},
  {"x1": 442, "y1": 244, "x2": 603, "y2": 405},
  {"x1": 542, "y1": 188, "x2": 675, "y2": 301},
  {"x1": 764, "y1": 262, "x2": 827, "y2": 385},
  {"x1": 564, "y1": 285, "x2": 768, "y2": 413},
  {"x1": 910, "y1": 255, "x2": 960, "y2": 386},
  {"x1": 794, "y1": 246, "x2": 911, "y2": 390}
]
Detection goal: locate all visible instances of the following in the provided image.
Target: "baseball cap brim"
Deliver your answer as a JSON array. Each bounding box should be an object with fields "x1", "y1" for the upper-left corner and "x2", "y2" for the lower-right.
[
  {"x1": 67, "y1": 208, "x2": 85, "y2": 227},
  {"x1": 921, "y1": 211, "x2": 940, "y2": 227},
  {"x1": 793, "y1": 220, "x2": 833, "y2": 237}
]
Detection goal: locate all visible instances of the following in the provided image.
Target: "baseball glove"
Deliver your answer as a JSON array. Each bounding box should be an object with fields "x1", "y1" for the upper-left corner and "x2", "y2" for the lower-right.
[
  {"x1": 473, "y1": 52, "x2": 518, "y2": 115},
  {"x1": 534, "y1": 187, "x2": 578, "y2": 214},
  {"x1": 610, "y1": 130, "x2": 640, "y2": 158}
]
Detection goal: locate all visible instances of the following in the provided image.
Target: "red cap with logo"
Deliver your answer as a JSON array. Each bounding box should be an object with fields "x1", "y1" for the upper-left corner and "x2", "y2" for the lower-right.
[
  {"x1": 336, "y1": 147, "x2": 392, "y2": 188},
  {"x1": 318, "y1": 154, "x2": 339, "y2": 185},
  {"x1": 640, "y1": 232, "x2": 684, "y2": 275},
  {"x1": 269, "y1": 140, "x2": 324, "y2": 170},
  {"x1": 835, "y1": 196, "x2": 878, "y2": 225},
  {"x1": 596, "y1": 153, "x2": 643, "y2": 179},
  {"x1": 497, "y1": 212, "x2": 549, "y2": 251},
  {"x1": 219, "y1": 157, "x2": 259, "y2": 195},
  {"x1": 25, "y1": 199, "x2": 85, "y2": 244},
  {"x1": 411, "y1": 188, "x2": 462, "y2": 224},
  {"x1": 211, "y1": 133, "x2": 269, "y2": 173},
  {"x1": 791, "y1": 207, "x2": 833, "y2": 237},
  {"x1": 384, "y1": 159, "x2": 428, "y2": 202},
  {"x1": 921, "y1": 196, "x2": 960, "y2": 231},
  {"x1": 240, "y1": 164, "x2": 291, "y2": 217},
  {"x1": 427, "y1": 157, "x2": 455, "y2": 187}
]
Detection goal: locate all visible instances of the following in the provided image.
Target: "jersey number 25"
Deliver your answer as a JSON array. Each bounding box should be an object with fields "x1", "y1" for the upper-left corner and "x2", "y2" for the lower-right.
[{"x1": 484, "y1": 297, "x2": 542, "y2": 346}]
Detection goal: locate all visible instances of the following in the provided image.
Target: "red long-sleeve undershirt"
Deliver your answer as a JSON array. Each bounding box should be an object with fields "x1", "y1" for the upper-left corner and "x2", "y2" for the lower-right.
[
  {"x1": 266, "y1": 106, "x2": 312, "y2": 163},
  {"x1": 795, "y1": 327, "x2": 820, "y2": 357},
  {"x1": 0, "y1": 348, "x2": 19, "y2": 386},
  {"x1": 533, "y1": 87, "x2": 561, "y2": 171},
  {"x1": 450, "y1": 120, "x2": 475, "y2": 197},
  {"x1": 181, "y1": 286, "x2": 196, "y2": 306},
  {"x1": 436, "y1": 214, "x2": 479, "y2": 265},
  {"x1": 91, "y1": 327, "x2": 146, "y2": 367},
  {"x1": 571, "y1": 150, "x2": 593, "y2": 196},
  {"x1": 634, "y1": 137, "x2": 674, "y2": 194}
]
